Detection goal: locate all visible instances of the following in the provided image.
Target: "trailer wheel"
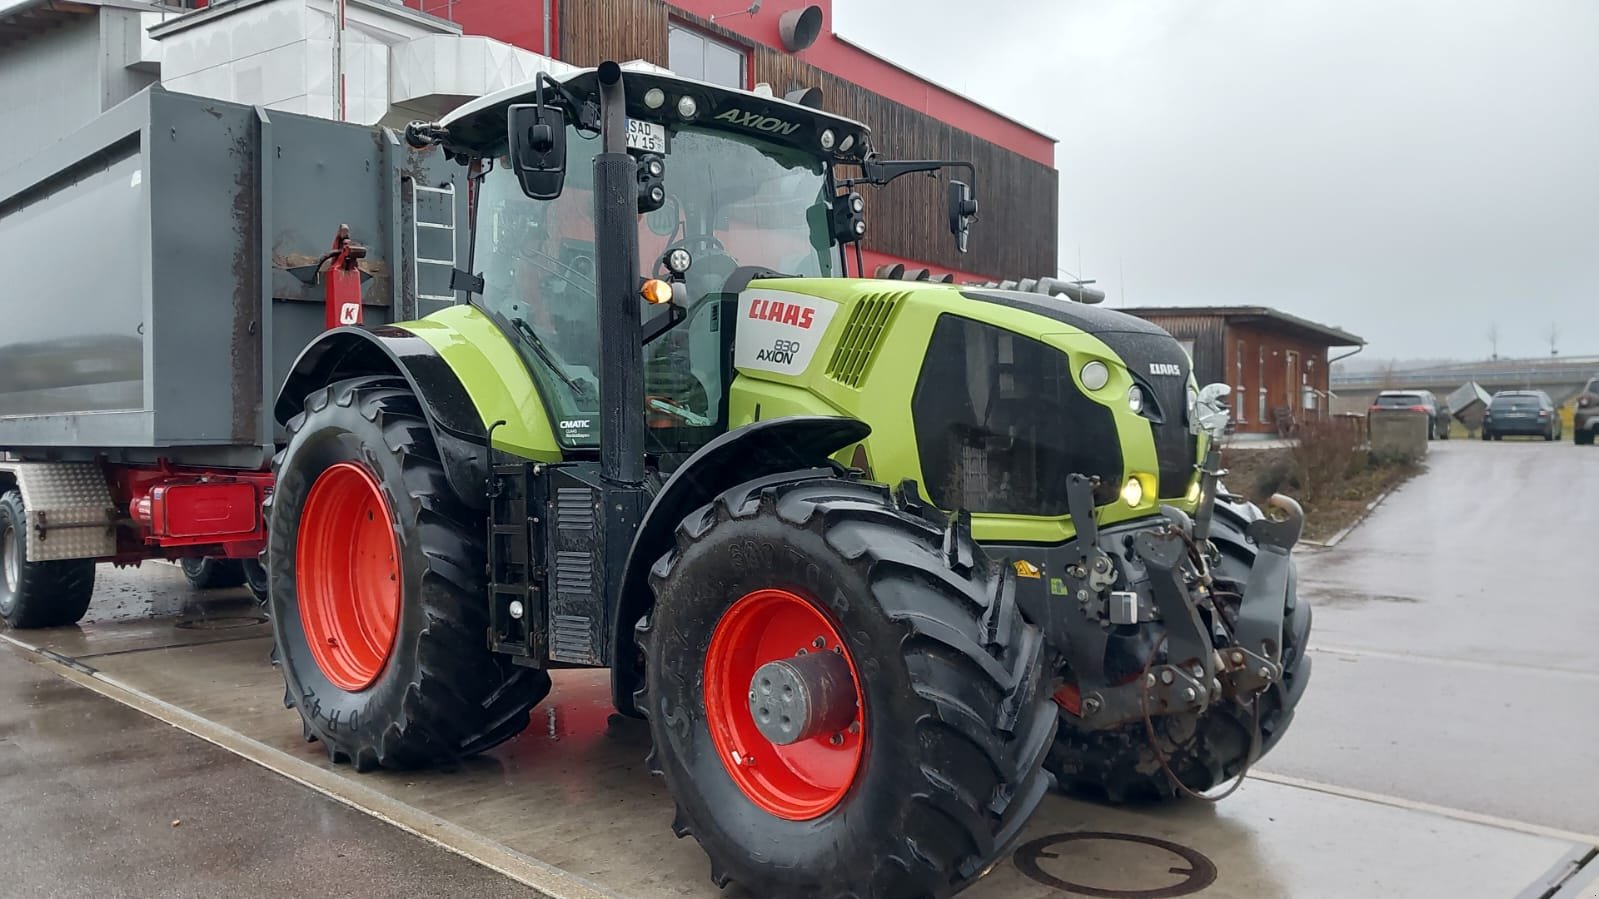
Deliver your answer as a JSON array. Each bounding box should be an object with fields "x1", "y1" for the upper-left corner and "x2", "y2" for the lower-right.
[
  {"x1": 180, "y1": 557, "x2": 247, "y2": 590},
  {"x1": 0, "y1": 490, "x2": 96, "y2": 629},
  {"x1": 1045, "y1": 511, "x2": 1311, "y2": 802},
  {"x1": 638, "y1": 474, "x2": 1056, "y2": 898},
  {"x1": 266, "y1": 377, "x2": 551, "y2": 770},
  {"x1": 242, "y1": 559, "x2": 269, "y2": 605}
]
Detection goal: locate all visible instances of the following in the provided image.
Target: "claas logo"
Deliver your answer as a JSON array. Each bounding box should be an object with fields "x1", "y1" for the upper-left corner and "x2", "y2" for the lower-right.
[{"x1": 747, "y1": 298, "x2": 816, "y2": 330}]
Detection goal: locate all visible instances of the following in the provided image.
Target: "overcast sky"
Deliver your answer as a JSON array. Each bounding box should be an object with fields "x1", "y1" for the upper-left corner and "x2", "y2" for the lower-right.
[{"x1": 833, "y1": 1, "x2": 1599, "y2": 361}]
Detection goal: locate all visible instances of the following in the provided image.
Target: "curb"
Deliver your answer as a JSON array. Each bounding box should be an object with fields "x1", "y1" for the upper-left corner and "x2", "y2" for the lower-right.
[{"x1": 1298, "y1": 485, "x2": 1395, "y2": 550}]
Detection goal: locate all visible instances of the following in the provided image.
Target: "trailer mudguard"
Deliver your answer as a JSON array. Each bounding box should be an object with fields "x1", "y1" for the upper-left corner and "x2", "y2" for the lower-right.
[
  {"x1": 275, "y1": 326, "x2": 492, "y2": 509},
  {"x1": 610, "y1": 415, "x2": 871, "y2": 716}
]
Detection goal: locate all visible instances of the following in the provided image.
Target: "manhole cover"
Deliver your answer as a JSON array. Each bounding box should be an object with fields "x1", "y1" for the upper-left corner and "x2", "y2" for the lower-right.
[
  {"x1": 1013, "y1": 831, "x2": 1218, "y2": 898},
  {"x1": 174, "y1": 614, "x2": 268, "y2": 631}
]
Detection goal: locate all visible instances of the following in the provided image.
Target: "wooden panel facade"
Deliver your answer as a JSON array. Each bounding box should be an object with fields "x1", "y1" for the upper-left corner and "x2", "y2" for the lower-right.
[
  {"x1": 1221, "y1": 325, "x2": 1332, "y2": 434},
  {"x1": 558, "y1": 0, "x2": 1057, "y2": 278},
  {"x1": 1128, "y1": 310, "x2": 1340, "y2": 434}
]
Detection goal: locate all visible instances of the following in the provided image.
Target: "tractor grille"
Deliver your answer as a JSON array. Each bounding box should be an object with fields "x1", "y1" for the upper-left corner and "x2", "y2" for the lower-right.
[
  {"x1": 1099, "y1": 330, "x2": 1197, "y2": 498},
  {"x1": 825, "y1": 291, "x2": 906, "y2": 388}
]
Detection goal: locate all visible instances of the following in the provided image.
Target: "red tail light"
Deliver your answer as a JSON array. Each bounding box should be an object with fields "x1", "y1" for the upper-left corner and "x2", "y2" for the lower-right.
[{"x1": 1409, "y1": 405, "x2": 1428, "y2": 412}]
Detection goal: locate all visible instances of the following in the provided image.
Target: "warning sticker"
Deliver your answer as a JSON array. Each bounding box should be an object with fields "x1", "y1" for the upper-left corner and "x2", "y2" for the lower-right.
[{"x1": 733, "y1": 290, "x2": 839, "y2": 377}]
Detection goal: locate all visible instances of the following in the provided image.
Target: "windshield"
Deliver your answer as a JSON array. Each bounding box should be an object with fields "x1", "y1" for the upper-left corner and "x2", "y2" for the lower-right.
[
  {"x1": 473, "y1": 124, "x2": 832, "y2": 448},
  {"x1": 1374, "y1": 394, "x2": 1425, "y2": 407},
  {"x1": 1492, "y1": 395, "x2": 1541, "y2": 410}
]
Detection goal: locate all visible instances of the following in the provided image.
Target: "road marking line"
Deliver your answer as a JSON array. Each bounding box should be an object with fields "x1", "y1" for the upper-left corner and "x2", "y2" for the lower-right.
[
  {"x1": 1308, "y1": 643, "x2": 1599, "y2": 681},
  {"x1": 1249, "y1": 770, "x2": 1599, "y2": 848},
  {"x1": 0, "y1": 634, "x2": 624, "y2": 899}
]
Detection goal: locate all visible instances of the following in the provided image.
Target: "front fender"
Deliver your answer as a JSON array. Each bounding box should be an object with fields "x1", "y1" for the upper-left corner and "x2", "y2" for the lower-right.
[
  {"x1": 609, "y1": 415, "x2": 871, "y2": 716},
  {"x1": 276, "y1": 326, "x2": 491, "y2": 509}
]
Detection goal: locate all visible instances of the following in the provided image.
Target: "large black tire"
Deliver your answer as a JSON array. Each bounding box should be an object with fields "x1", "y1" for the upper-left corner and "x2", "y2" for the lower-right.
[
  {"x1": 266, "y1": 377, "x2": 551, "y2": 770},
  {"x1": 638, "y1": 474, "x2": 1057, "y2": 899},
  {"x1": 1045, "y1": 509, "x2": 1311, "y2": 802},
  {"x1": 241, "y1": 558, "x2": 269, "y2": 605},
  {"x1": 180, "y1": 557, "x2": 247, "y2": 590},
  {"x1": 0, "y1": 490, "x2": 95, "y2": 629},
  {"x1": 1577, "y1": 430, "x2": 1595, "y2": 446}
]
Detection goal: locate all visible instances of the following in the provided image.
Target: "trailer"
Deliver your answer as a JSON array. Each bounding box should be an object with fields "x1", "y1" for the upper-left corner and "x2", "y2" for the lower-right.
[{"x1": 0, "y1": 85, "x2": 464, "y2": 622}]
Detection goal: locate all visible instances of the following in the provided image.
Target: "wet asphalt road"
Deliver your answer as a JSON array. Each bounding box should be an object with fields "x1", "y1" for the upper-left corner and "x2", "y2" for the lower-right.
[
  {"x1": 2, "y1": 437, "x2": 1594, "y2": 896},
  {"x1": 1258, "y1": 437, "x2": 1599, "y2": 834},
  {"x1": 0, "y1": 641, "x2": 539, "y2": 898}
]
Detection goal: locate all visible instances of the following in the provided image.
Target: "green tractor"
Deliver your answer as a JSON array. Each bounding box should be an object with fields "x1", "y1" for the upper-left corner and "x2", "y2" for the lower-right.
[{"x1": 266, "y1": 61, "x2": 1310, "y2": 897}]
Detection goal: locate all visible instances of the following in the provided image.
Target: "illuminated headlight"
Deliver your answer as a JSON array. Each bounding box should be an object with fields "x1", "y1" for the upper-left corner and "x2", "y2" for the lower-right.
[
  {"x1": 1186, "y1": 478, "x2": 1202, "y2": 504},
  {"x1": 820, "y1": 128, "x2": 836, "y2": 150},
  {"x1": 1121, "y1": 476, "x2": 1145, "y2": 508},
  {"x1": 677, "y1": 95, "x2": 698, "y2": 119},
  {"x1": 644, "y1": 88, "x2": 666, "y2": 109},
  {"x1": 839, "y1": 133, "x2": 855, "y2": 152},
  {"x1": 646, "y1": 157, "x2": 664, "y2": 177},
  {"x1": 1080, "y1": 361, "x2": 1109, "y2": 391},
  {"x1": 1127, "y1": 385, "x2": 1146, "y2": 415}
]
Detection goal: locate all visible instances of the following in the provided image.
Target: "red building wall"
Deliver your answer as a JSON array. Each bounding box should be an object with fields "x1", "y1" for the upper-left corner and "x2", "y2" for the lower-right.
[{"x1": 1222, "y1": 324, "x2": 1332, "y2": 434}]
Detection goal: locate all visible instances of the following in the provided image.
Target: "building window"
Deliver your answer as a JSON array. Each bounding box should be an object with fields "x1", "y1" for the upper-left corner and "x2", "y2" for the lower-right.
[
  {"x1": 669, "y1": 24, "x2": 747, "y2": 89},
  {"x1": 1234, "y1": 339, "x2": 1246, "y2": 422}
]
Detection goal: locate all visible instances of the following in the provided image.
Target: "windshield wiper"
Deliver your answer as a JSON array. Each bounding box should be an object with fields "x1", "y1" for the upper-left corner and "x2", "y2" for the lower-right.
[{"x1": 511, "y1": 317, "x2": 586, "y2": 396}]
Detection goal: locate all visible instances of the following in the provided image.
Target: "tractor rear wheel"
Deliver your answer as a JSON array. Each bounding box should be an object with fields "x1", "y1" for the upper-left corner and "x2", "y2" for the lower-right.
[
  {"x1": 265, "y1": 376, "x2": 550, "y2": 769},
  {"x1": 1046, "y1": 510, "x2": 1311, "y2": 802},
  {"x1": 638, "y1": 474, "x2": 1056, "y2": 898},
  {"x1": 0, "y1": 490, "x2": 95, "y2": 629}
]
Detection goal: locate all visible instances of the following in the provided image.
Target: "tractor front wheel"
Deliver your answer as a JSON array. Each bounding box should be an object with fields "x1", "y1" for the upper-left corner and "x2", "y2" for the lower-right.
[
  {"x1": 266, "y1": 377, "x2": 550, "y2": 769},
  {"x1": 638, "y1": 474, "x2": 1056, "y2": 898}
]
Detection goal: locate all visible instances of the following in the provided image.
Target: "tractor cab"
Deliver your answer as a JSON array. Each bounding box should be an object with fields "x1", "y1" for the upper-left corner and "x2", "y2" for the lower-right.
[{"x1": 424, "y1": 66, "x2": 974, "y2": 461}]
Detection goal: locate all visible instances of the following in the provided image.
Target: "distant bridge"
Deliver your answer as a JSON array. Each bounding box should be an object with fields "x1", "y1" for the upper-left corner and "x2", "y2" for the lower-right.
[{"x1": 1331, "y1": 355, "x2": 1599, "y2": 412}]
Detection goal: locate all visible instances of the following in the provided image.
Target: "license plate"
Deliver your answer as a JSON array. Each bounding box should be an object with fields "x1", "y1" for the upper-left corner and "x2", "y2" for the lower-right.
[{"x1": 626, "y1": 119, "x2": 667, "y2": 154}]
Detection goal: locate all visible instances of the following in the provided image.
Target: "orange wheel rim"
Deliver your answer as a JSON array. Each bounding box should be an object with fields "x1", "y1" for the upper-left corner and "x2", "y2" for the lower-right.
[
  {"x1": 702, "y1": 588, "x2": 866, "y2": 820},
  {"x1": 295, "y1": 462, "x2": 401, "y2": 692}
]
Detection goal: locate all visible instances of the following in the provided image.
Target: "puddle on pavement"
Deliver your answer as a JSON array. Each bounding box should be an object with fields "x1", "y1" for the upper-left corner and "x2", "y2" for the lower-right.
[{"x1": 1299, "y1": 587, "x2": 1422, "y2": 609}]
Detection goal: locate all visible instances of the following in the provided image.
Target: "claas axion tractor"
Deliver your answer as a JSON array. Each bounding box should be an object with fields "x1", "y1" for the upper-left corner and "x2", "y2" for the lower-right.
[{"x1": 13, "y1": 61, "x2": 1310, "y2": 896}]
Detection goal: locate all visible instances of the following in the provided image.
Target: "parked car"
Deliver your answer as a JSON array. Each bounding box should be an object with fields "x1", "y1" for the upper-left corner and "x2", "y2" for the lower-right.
[
  {"x1": 1370, "y1": 390, "x2": 1452, "y2": 440},
  {"x1": 1482, "y1": 390, "x2": 1562, "y2": 441},
  {"x1": 1575, "y1": 377, "x2": 1599, "y2": 445}
]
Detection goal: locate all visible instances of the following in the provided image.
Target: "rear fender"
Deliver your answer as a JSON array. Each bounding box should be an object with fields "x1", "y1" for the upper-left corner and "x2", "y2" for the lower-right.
[
  {"x1": 276, "y1": 327, "x2": 490, "y2": 509},
  {"x1": 610, "y1": 415, "x2": 871, "y2": 715}
]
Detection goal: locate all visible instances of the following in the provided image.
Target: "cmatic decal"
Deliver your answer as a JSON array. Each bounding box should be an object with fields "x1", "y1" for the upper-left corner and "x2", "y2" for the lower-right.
[
  {"x1": 713, "y1": 108, "x2": 802, "y2": 136},
  {"x1": 734, "y1": 290, "x2": 839, "y2": 377}
]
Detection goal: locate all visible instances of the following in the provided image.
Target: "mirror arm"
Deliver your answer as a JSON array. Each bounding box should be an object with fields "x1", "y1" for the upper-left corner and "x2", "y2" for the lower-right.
[{"x1": 850, "y1": 156, "x2": 977, "y2": 194}]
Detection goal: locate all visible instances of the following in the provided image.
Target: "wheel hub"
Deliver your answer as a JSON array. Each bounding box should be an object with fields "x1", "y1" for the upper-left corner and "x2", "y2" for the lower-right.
[
  {"x1": 749, "y1": 649, "x2": 857, "y2": 745},
  {"x1": 295, "y1": 462, "x2": 401, "y2": 692},
  {"x1": 703, "y1": 588, "x2": 866, "y2": 820},
  {"x1": 1, "y1": 525, "x2": 17, "y2": 594}
]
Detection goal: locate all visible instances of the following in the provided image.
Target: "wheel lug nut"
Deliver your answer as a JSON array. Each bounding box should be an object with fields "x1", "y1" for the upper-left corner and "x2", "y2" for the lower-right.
[
  {"x1": 812, "y1": 636, "x2": 826, "y2": 649},
  {"x1": 829, "y1": 733, "x2": 843, "y2": 746},
  {"x1": 848, "y1": 721, "x2": 860, "y2": 735}
]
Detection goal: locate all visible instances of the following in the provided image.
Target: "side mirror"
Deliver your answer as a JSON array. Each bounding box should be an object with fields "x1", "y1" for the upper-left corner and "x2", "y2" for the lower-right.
[
  {"x1": 508, "y1": 103, "x2": 567, "y2": 200},
  {"x1": 947, "y1": 180, "x2": 977, "y2": 253},
  {"x1": 1193, "y1": 383, "x2": 1232, "y2": 438}
]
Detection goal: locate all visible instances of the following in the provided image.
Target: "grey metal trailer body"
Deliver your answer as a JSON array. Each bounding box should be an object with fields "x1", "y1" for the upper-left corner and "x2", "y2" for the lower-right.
[
  {"x1": 0, "y1": 84, "x2": 464, "y2": 625},
  {"x1": 0, "y1": 85, "x2": 465, "y2": 466}
]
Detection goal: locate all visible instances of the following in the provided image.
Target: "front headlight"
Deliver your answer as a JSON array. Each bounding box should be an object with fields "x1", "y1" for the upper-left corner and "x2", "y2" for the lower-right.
[
  {"x1": 1121, "y1": 473, "x2": 1154, "y2": 508},
  {"x1": 1128, "y1": 385, "x2": 1146, "y2": 415}
]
